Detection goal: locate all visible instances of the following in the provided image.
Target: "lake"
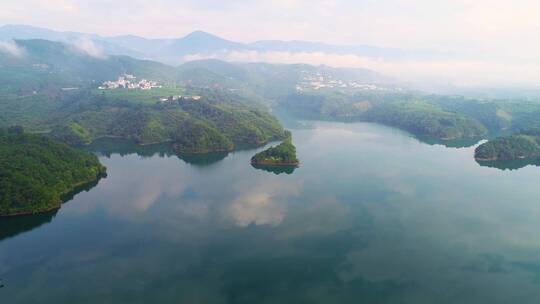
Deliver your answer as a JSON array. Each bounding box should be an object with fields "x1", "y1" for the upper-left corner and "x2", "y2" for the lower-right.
[{"x1": 2, "y1": 121, "x2": 540, "y2": 303}]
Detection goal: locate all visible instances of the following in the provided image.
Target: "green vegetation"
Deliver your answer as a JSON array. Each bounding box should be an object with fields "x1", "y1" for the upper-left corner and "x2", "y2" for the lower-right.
[
  {"x1": 51, "y1": 122, "x2": 93, "y2": 145},
  {"x1": 475, "y1": 129, "x2": 540, "y2": 161},
  {"x1": 251, "y1": 164, "x2": 297, "y2": 175},
  {"x1": 0, "y1": 40, "x2": 289, "y2": 153},
  {"x1": 280, "y1": 91, "x2": 488, "y2": 140},
  {"x1": 251, "y1": 135, "x2": 299, "y2": 166},
  {"x1": 278, "y1": 91, "x2": 540, "y2": 141},
  {"x1": 6, "y1": 38, "x2": 540, "y2": 160},
  {"x1": 41, "y1": 91, "x2": 288, "y2": 152},
  {"x1": 95, "y1": 87, "x2": 185, "y2": 105},
  {"x1": 0, "y1": 129, "x2": 106, "y2": 216},
  {"x1": 0, "y1": 39, "x2": 177, "y2": 95},
  {"x1": 366, "y1": 101, "x2": 487, "y2": 140}
]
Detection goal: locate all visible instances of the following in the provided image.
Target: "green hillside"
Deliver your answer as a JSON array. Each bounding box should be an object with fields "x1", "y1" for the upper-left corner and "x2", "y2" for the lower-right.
[
  {"x1": 475, "y1": 129, "x2": 540, "y2": 161},
  {"x1": 0, "y1": 40, "x2": 288, "y2": 153},
  {"x1": 0, "y1": 39, "x2": 177, "y2": 95},
  {"x1": 4, "y1": 39, "x2": 540, "y2": 148},
  {"x1": 0, "y1": 128, "x2": 106, "y2": 216},
  {"x1": 251, "y1": 136, "x2": 299, "y2": 166}
]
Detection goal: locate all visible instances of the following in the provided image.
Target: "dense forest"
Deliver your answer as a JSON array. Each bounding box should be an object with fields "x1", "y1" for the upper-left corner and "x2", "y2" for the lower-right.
[
  {"x1": 278, "y1": 90, "x2": 540, "y2": 141},
  {"x1": 4, "y1": 38, "x2": 540, "y2": 159},
  {"x1": 475, "y1": 129, "x2": 540, "y2": 161},
  {"x1": 0, "y1": 128, "x2": 106, "y2": 216},
  {"x1": 0, "y1": 40, "x2": 289, "y2": 153},
  {"x1": 251, "y1": 135, "x2": 299, "y2": 166},
  {"x1": 44, "y1": 90, "x2": 288, "y2": 153}
]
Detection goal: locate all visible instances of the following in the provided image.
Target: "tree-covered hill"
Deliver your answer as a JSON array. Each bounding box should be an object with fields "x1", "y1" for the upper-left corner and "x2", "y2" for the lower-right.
[
  {"x1": 0, "y1": 128, "x2": 106, "y2": 216},
  {"x1": 277, "y1": 90, "x2": 540, "y2": 141},
  {"x1": 251, "y1": 136, "x2": 299, "y2": 166},
  {"x1": 0, "y1": 40, "x2": 289, "y2": 153},
  {"x1": 279, "y1": 91, "x2": 489, "y2": 140},
  {"x1": 0, "y1": 39, "x2": 177, "y2": 95},
  {"x1": 475, "y1": 129, "x2": 540, "y2": 161},
  {"x1": 4, "y1": 38, "x2": 540, "y2": 149},
  {"x1": 176, "y1": 60, "x2": 392, "y2": 100},
  {"x1": 46, "y1": 90, "x2": 288, "y2": 152}
]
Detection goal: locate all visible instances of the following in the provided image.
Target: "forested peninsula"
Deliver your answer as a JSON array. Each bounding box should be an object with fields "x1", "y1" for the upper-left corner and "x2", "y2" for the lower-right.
[
  {"x1": 251, "y1": 136, "x2": 299, "y2": 167},
  {"x1": 48, "y1": 93, "x2": 288, "y2": 154},
  {"x1": 475, "y1": 129, "x2": 540, "y2": 161},
  {"x1": 0, "y1": 129, "x2": 106, "y2": 216}
]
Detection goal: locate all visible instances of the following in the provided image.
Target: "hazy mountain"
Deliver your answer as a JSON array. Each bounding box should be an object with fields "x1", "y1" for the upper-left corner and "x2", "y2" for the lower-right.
[
  {"x1": 0, "y1": 24, "x2": 97, "y2": 41},
  {"x1": 0, "y1": 24, "x2": 446, "y2": 66},
  {"x1": 0, "y1": 24, "x2": 144, "y2": 58},
  {"x1": 249, "y1": 40, "x2": 449, "y2": 60},
  {"x1": 107, "y1": 30, "x2": 249, "y2": 62},
  {"x1": 0, "y1": 39, "x2": 177, "y2": 94},
  {"x1": 176, "y1": 59, "x2": 393, "y2": 100},
  {"x1": 0, "y1": 38, "x2": 390, "y2": 97}
]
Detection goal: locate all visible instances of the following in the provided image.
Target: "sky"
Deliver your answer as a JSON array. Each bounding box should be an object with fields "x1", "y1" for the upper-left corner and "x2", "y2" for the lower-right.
[{"x1": 2, "y1": 0, "x2": 540, "y2": 86}]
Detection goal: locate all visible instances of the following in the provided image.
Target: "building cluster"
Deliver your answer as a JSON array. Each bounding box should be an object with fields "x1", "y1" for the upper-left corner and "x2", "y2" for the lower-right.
[
  {"x1": 296, "y1": 72, "x2": 393, "y2": 92},
  {"x1": 98, "y1": 74, "x2": 162, "y2": 90},
  {"x1": 158, "y1": 95, "x2": 202, "y2": 103}
]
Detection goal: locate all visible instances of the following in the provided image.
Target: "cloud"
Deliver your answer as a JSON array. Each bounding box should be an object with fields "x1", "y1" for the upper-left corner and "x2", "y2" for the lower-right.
[
  {"x1": 226, "y1": 178, "x2": 302, "y2": 227},
  {"x1": 69, "y1": 37, "x2": 107, "y2": 59},
  {"x1": 0, "y1": 40, "x2": 26, "y2": 57},
  {"x1": 228, "y1": 191, "x2": 287, "y2": 227},
  {"x1": 3, "y1": 0, "x2": 540, "y2": 86}
]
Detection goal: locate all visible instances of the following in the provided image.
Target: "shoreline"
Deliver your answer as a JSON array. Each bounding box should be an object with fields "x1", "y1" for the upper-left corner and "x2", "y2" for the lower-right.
[
  {"x1": 0, "y1": 171, "x2": 106, "y2": 218},
  {"x1": 251, "y1": 160, "x2": 300, "y2": 167},
  {"x1": 475, "y1": 157, "x2": 499, "y2": 161},
  {"x1": 88, "y1": 136, "x2": 287, "y2": 155}
]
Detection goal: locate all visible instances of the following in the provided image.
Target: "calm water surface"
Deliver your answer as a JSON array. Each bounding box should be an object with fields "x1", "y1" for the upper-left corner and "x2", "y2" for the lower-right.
[{"x1": 2, "y1": 121, "x2": 540, "y2": 303}]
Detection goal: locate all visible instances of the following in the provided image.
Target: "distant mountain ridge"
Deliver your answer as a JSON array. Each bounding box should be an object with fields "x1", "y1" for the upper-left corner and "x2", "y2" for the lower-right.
[
  {"x1": 0, "y1": 24, "x2": 447, "y2": 65},
  {"x1": 0, "y1": 38, "x2": 392, "y2": 98}
]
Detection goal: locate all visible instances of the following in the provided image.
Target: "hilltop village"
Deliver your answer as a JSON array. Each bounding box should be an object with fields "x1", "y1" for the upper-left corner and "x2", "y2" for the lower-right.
[
  {"x1": 296, "y1": 72, "x2": 400, "y2": 92},
  {"x1": 98, "y1": 74, "x2": 162, "y2": 90}
]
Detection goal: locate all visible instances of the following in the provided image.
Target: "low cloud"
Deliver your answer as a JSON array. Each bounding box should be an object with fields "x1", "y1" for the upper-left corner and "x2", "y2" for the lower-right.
[
  {"x1": 0, "y1": 40, "x2": 26, "y2": 58},
  {"x1": 70, "y1": 37, "x2": 107, "y2": 59},
  {"x1": 183, "y1": 50, "x2": 540, "y2": 87}
]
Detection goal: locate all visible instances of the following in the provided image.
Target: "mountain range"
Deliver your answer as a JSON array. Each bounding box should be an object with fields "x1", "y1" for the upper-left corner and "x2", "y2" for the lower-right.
[
  {"x1": 0, "y1": 24, "x2": 447, "y2": 66},
  {"x1": 0, "y1": 38, "x2": 392, "y2": 99}
]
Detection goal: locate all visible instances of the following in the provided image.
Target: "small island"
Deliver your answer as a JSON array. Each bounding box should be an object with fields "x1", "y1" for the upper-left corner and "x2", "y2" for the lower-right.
[
  {"x1": 251, "y1": 136, "x2": 299, "y2": 167},
  {"x1": 0, "y1": 128, "x2": 107, "y2": 216},
  {"x1": 475, "y1": 129, "x2": 540, "y2": 161}
]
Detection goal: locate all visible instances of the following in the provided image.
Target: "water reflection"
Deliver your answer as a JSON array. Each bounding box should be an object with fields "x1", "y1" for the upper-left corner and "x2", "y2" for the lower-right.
[
  {"x1": 86, "y1": 138, "x2": 230, "y2": 167},
  {"x1": 0, "y1": 177, "x2": 104, "y2": 242},
  {"x1": 476, "y1": 158, "x2": 540, "y2": 171},
  {"x1": 226, "y1": 178, "x2": 302, "y2": 227},
  {"x1": 179, "y1": 151, "x2": 229, "y2": 166},
  {"x1": 85, "y1": 138, "x2": 175, "y2": 158},
  {"x1": 0, "y1": 210, "x2": 58, "y2": 242},
  {"x1": 416, "y1": 136, "x2": 482, "y2": 148},
  {"x1": 60, "y1": 176, "x2": 105, "y2": 203},
  {"x1": 4, "y1": 121, "x2": 540, "y2": 303},
  {"x1": 251, "y1": 163, "x2": 297, "y2": 175}
]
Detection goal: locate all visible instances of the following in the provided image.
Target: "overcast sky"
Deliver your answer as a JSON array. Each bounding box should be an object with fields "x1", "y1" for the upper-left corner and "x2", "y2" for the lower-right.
[{"x1": 2, "y1": 0, "x2": 540, "y2": 86}]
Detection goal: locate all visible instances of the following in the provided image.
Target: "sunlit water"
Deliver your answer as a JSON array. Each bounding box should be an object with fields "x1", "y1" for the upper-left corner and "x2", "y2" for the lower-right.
[{"x1": 2, "y1": 121, "x2": 540, "y2": 303}]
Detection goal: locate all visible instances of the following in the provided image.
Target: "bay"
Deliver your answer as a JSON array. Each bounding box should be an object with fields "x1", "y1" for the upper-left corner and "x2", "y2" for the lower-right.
[{"x1": 1, "y1": 121, "x2": 540, "y2": 303}]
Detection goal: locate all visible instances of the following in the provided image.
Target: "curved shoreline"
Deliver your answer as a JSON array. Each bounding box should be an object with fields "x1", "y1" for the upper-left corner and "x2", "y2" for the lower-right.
[
  {"x1": 0, "y1": 171, "x2": 106, "y2": 218},
  {"x1": 475, "y1": 157, "x2": 499, "y2": 161},
  {"x1": 251, "y1": 160, "x2": 300, "y2": 167},
  {"x1": 475, "y1": 155, "x2": 538, "y2": 162}
]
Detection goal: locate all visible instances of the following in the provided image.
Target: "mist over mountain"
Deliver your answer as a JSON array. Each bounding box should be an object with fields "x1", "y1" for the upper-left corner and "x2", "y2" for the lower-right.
[
  {"x1": 3, "y1": 24, "x2": 540, "y2": 92},
  {"x1": 0, "y1": 24, "x2": 442, "y2": 65},
  {"x1": 0, "y1": 38, "x2": 392, "y2": 99}
]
